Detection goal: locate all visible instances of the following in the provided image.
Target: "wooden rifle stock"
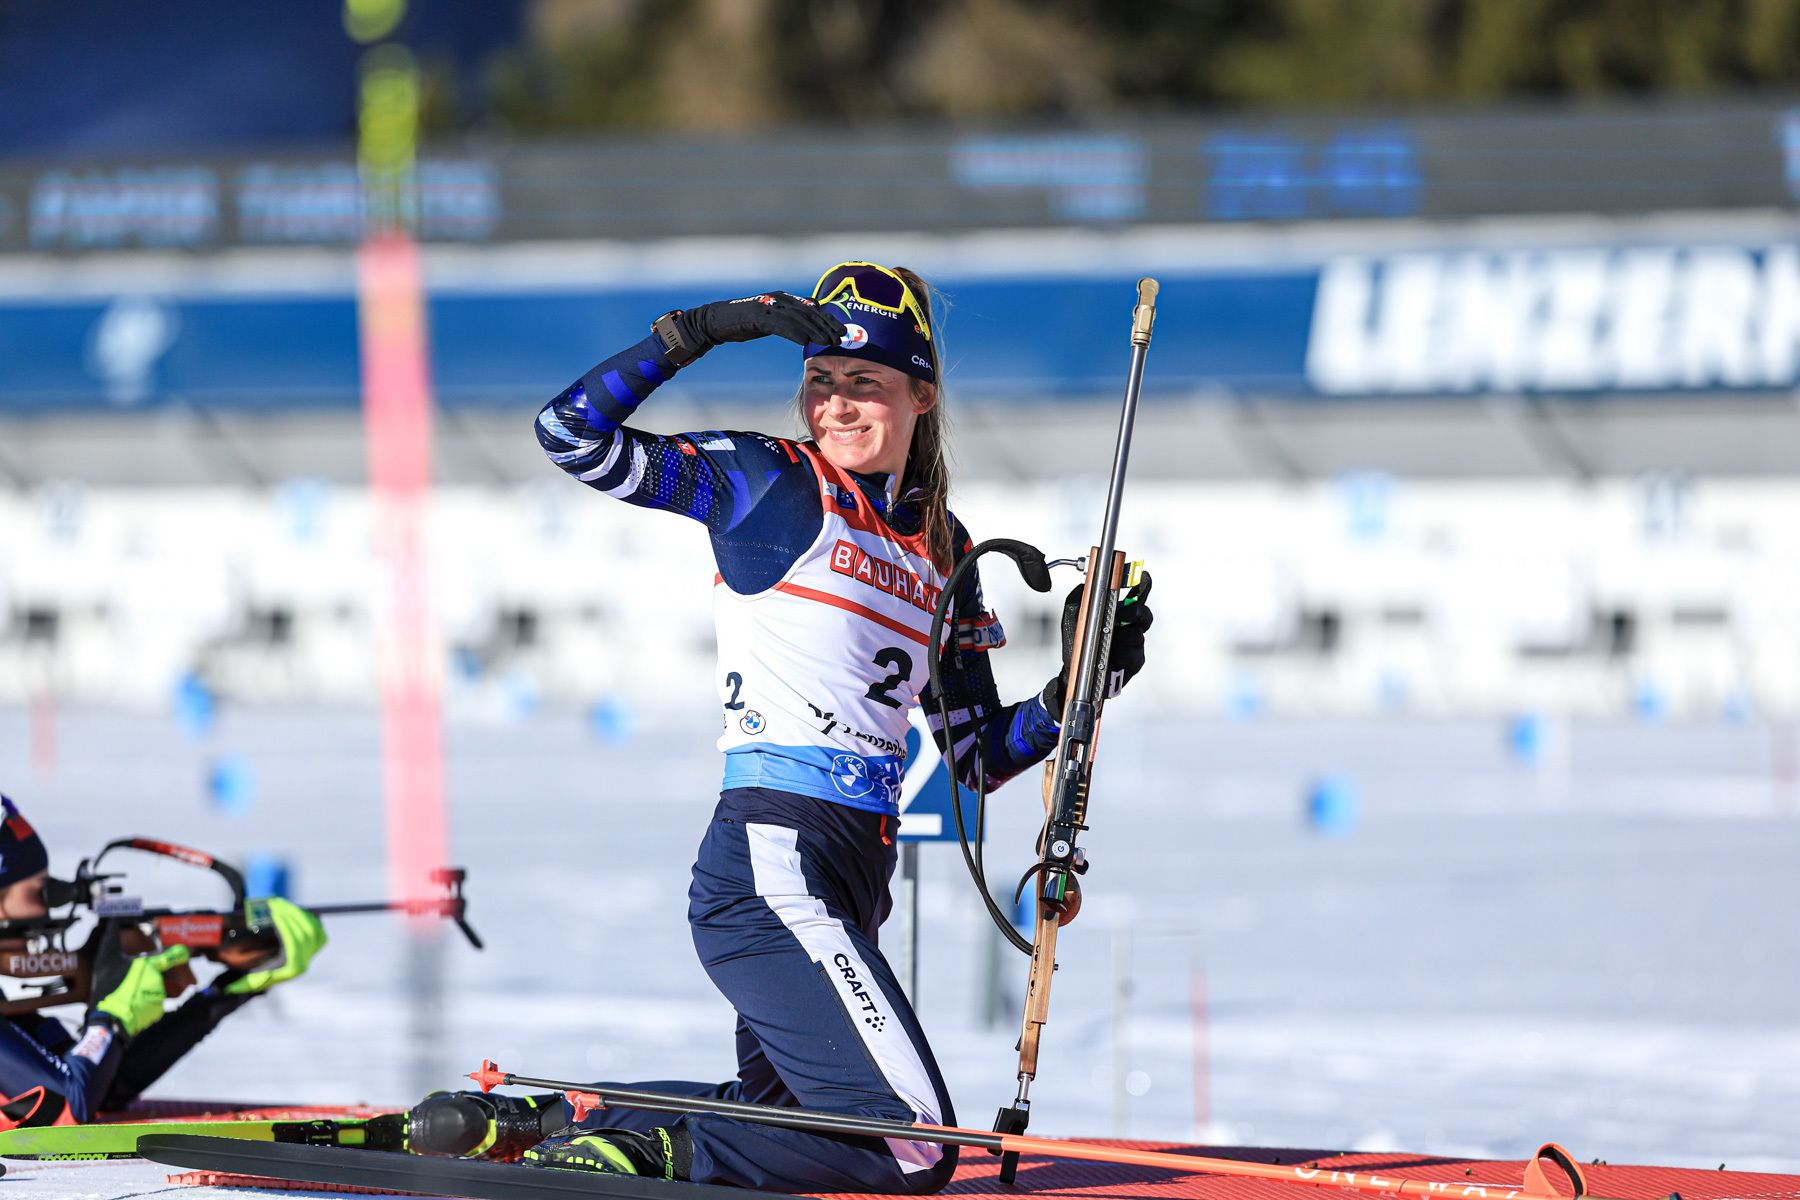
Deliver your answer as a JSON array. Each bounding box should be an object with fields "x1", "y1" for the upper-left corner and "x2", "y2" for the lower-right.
[
  {"x1": 0, "y1": 913, "x2": 282, "y2": 1017},
  {"x1": 1016, "y1": 546, "x2": 1125, "y2": 1084}
]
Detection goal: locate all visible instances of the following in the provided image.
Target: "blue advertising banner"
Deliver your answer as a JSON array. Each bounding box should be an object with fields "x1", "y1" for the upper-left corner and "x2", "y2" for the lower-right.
[
  {"x1": 0, "y1": 272, "x2": 1319, "y2": 410},
  {"x1": 4, "y1": 239, "x2": 1799, "y2": 411}
]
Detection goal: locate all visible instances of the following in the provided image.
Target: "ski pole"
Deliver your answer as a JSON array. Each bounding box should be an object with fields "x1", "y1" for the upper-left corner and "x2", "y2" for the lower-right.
[{"x1": 471, "y1": 1062, "x2": 1610, "y2": 1200}]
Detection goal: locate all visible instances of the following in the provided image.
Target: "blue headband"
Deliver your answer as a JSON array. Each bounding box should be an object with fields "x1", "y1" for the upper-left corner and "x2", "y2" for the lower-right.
[{"x1": 802, "y1": 299, "x2": 937, "y2": 384}]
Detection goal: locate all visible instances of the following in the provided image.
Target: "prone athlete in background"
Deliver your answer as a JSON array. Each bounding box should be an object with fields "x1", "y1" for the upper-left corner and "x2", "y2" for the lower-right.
[{"x1": 0, "y1": 794, "x2": 327, "y2": 1127}]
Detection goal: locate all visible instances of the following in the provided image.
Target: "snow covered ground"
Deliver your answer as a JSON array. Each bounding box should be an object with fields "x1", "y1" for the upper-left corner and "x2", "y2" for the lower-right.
[
  {"x1": 2, "y1": 706, "x2": 1797, "y2": 1200},
  {"x1": 1, "y1": 1156, "x2": 260, "y2": 1199}
]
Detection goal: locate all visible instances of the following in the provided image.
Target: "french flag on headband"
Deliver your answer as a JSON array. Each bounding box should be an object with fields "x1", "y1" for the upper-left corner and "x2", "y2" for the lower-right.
[{"x1": 802, "y1": 299, "x2": 936, "y2": 384}]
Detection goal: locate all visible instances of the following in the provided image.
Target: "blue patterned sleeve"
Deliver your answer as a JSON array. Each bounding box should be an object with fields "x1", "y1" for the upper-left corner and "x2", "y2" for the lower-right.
[
  {"x1": 535, "y1": 335, "x2": 796, "y2": 530},
  {"x1": 918, "y1": 528, "x2": 1062, "y2": 792}
]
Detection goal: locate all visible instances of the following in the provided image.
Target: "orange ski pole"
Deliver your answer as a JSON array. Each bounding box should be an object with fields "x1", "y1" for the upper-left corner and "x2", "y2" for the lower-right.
[{"x1": 472, "y1": 1062, "x2": 1607, "y2": 1200}]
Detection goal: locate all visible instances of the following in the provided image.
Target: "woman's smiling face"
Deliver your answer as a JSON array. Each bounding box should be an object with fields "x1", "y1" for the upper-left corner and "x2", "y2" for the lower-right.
[{"x1": 802, "y1": 356, "x2": 936, "y2": 479}]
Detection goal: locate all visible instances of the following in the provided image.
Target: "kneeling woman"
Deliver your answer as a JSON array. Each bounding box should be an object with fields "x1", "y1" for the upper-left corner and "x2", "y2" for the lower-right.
[{"x1": 424, "y1": 263, "x2": 1151, "y2": 1193}]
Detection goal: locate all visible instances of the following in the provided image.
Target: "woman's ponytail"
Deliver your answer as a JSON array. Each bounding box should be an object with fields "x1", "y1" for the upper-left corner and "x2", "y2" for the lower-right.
[{"x1": 893, "y1": 266, "x2": 955, "y2": 574}]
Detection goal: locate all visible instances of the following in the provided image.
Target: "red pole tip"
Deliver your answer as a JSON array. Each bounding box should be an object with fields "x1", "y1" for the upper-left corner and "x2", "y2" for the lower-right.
[
  {"x1": 469, "y1": 1060, "x2": 507, "y2": 1093},
  {"x1": 565, "y1": 1090, "x2": 605, "y2": 1123}
]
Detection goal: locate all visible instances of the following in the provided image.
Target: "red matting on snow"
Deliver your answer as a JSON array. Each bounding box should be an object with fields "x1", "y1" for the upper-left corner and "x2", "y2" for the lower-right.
[
  {"x1": 145, "y1": 1138, "x2": 1800, "y2": 1200},
  {"x1": 107, "y1": 1100, "x2": 391, "y2": 1122},
  {"x1": 107, "y1": 1113, "x2": 1800, "y2": 1200},
  {"x1": 826, "y1": 1143, "x2": 1800, "y2": 1200}
]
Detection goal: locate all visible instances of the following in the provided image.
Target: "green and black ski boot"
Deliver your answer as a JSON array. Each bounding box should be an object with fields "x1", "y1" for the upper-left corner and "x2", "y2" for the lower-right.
[
  {"x1": 523, "y1": 1125, "x2": 688, "y2": 1180},
  {"x1": 405, "y1": 1090, "x2": 566, "y2": 1161}
]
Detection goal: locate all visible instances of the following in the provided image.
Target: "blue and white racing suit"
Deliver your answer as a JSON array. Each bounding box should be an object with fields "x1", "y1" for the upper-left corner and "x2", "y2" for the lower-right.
[
  {"x1": 535, "y1": 335, "x2": 1063, "y2": 1193},
  {"x1": 0, "y1": 986, "x2": 255, "y2": 1126}
]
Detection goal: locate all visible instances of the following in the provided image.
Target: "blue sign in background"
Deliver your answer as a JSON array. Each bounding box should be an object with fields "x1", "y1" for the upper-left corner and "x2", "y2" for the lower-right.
[
  {"x1": 0, "y1": 272, "x2": 1321, "y2": 411},
  {"x1": 12, "y1": 244, "x2": 1794, "y2": 409},
  {"x1": 895, "y1": 726, "x2": 981, "y2": 844}
]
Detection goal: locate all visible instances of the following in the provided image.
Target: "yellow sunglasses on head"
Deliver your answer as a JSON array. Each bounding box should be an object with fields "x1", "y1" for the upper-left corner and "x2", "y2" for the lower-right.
[{"x1": 811, "y1": 261, "x2": 933, "y2": 344}]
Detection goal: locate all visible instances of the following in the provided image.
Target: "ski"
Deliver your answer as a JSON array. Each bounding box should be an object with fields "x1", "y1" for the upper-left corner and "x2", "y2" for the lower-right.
[
  {"x1": 0, "y1": 1113, "x2": 403, "y2": 1160},
  {"x1": 138, "y1": 1134, "x2": 793, "y2": 1200}
]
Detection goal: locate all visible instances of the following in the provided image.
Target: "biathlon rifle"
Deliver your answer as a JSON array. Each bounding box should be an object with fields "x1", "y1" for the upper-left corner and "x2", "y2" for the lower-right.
[
  {"x1": 0, "y1": 837, "x2": 482, "y2": 1017},
  {"x1": 926, "y1": 279, "x2": 1158, "y2": 1183}
]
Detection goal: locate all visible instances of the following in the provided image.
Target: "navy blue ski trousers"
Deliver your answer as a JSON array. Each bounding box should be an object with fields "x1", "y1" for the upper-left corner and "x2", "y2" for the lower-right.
[{"x1": 569, "y1": 787, "x2": 958, "y2": 1194}]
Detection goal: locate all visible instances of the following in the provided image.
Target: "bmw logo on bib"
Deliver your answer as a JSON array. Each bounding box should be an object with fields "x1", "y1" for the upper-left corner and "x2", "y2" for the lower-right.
[
  {"x1": 830, "y1": 753, "x2": 875, "y2": 799},
  {"x1": 739, "y1": 710, "x2": 766, "y2": 735}
]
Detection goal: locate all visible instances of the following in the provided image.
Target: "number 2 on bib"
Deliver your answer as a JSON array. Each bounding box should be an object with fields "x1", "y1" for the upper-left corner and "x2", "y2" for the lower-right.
[{"x1": 864, "y1": 647, "x2": 914, "y2": 708}]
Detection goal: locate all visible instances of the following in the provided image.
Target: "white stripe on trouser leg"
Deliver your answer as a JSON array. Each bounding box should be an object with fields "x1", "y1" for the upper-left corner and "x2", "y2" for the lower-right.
[{"x1": 745, "y1": 822, "x2": 944, "y2": 1175}]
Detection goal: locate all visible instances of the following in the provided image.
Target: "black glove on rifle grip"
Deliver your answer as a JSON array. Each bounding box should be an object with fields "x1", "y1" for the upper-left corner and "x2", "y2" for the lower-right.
[{"x1": 1044, "y1": 570, "x2": 1154, "y2": 714}]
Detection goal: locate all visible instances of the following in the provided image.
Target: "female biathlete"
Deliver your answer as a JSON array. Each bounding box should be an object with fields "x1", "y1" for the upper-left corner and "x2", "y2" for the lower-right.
[{"x1": 410, "y1": 263, "x2": 1152, "y2": 1193}]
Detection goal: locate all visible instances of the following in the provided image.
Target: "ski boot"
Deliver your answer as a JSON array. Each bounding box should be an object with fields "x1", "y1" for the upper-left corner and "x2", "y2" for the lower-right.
[
  {"x1": 523, "y1": 1125, "x2": 687, "y2": 1180},
  {"x1": 404, "y1": 1090, "x2": 566, "y2": 1160}
]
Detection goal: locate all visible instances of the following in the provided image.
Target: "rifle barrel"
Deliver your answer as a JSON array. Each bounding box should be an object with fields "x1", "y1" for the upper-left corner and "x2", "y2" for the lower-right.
[
  {"x1": 303, "y1": 899, "x2": 483, "y2": 950},
  {"x1": 1066, "y1": 280, "x2": 1156, "y2": 730},
  {"x1": 305, "y1": 901, "x2": 432, "y2": 916}
]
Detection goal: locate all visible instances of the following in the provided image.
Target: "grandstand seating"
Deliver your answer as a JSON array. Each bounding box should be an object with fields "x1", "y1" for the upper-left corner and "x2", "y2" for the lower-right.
[{"x1": 5, "y1": 479, "x2": 1794, "y2": 720}]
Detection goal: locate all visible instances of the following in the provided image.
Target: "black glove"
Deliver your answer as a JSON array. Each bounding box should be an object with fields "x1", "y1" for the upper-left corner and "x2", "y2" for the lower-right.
[
  {"x1": 1042, "y1": 571, "x2": 1153, "y2": 715},
  {"x1": 656, "y1": 292, "x2": 846, "y2": 367}
]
